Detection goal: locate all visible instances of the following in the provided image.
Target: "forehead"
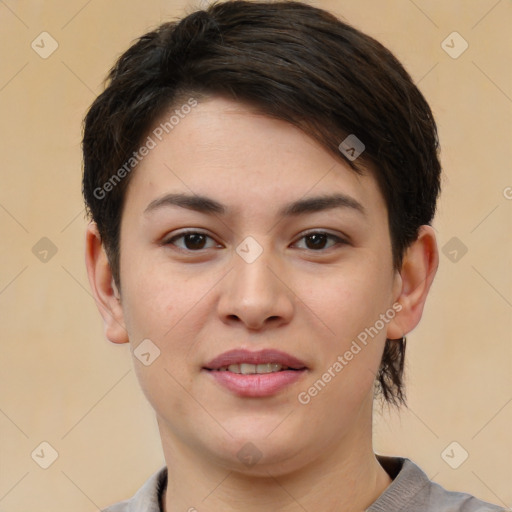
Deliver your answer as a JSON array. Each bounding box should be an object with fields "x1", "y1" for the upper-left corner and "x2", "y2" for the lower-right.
[{"x1": 122, "y1": 96, "x2": 386, "y2": 220}]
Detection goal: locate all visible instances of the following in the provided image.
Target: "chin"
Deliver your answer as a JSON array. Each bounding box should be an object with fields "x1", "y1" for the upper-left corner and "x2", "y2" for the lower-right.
[{"x1": 205, "y1": 431, "x2": 312, "y2": 476}]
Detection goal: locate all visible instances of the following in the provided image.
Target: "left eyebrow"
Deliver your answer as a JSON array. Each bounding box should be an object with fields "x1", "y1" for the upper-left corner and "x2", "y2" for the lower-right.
[
  {"x1": 143, "y1": 192, "x2": 365, "y2": 217},
  {"x1": 278, "y1": 193, "x2": 366, "y2": 217}
]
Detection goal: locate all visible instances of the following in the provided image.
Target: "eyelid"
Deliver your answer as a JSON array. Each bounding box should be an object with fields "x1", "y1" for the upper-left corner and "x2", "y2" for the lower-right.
[
  {"x1": 163, "y1": 229, "x2": 222, "y2": 249},
  {"x1": 292, "y1": 229, "x2": 350, "y2": 246}
]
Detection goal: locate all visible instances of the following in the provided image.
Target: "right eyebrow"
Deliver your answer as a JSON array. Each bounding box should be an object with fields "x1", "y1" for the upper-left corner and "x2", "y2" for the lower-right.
[{"x1": 144, "y1": 193, "x2": 225, "y2": 216}]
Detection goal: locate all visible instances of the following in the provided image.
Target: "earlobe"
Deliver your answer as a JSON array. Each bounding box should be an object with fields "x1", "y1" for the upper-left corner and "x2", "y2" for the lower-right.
[
  {"x1": 386, "y1": 225, "x2": 439, "y2": 340},
  {"x1": 84, "y1": 222, "x2": 129, "y2": 344}
]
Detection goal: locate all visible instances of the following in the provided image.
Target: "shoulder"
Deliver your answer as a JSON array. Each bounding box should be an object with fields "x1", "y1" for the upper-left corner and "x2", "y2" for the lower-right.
[
  {"x1": 427, "y1": 481, "x2": 506, "y2": 512},
  {"x1": 102, "y1": 500, "x2": 130, "y2": 512},
  {"x1": 101, "y1": 466, "x2": 167, "y2": 512},
  {"x1": 370, "y1": 456, "x2": 506, "y2": 512}
]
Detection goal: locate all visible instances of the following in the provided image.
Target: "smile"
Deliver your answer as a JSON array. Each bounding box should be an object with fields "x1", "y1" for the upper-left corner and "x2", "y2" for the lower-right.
[{"x1": 215, "y1": 363, "x2": 297, "y2": 374}]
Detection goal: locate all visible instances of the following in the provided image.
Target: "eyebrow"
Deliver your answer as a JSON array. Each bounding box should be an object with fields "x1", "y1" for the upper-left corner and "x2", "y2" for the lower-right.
[{"x1": 143, "y1": 192, "x2": 365, "y2": 217}]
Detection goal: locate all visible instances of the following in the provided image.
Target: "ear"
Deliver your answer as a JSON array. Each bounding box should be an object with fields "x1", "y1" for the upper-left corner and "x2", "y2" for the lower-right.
[
  {"x1": 84, "y1": 222, "x2": 129, "y2": 344},
  {"x1": 386, "y1": 225, "x2": 439, "y2": 339}
]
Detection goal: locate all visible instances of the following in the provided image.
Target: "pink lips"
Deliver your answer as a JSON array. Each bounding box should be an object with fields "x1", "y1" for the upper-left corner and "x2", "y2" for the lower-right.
[
  {"x1": 203, "y1": 349, "x2": 308, "y2": 398},
  {"x1": 204, "y1": 349, "x2": 307, "y2": 370}
]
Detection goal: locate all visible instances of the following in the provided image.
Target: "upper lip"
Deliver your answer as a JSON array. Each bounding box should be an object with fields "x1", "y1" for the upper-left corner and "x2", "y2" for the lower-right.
[{"x1": 203, "y1": 349, "x2": 308, "y2": 370}]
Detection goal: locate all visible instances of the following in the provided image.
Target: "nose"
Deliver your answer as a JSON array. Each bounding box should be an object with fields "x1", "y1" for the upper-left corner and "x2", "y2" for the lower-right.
[{"x1": 216, "y1": 247, "x2": 295, "y2": 331}]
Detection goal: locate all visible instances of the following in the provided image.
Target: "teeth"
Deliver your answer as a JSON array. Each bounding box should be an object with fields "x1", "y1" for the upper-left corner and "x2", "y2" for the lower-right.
[
  {"x1": 256, "y1": 363, "x2": 282, "y2": 374},
  {"x1": 219, "y1": 363, "x2": 287, "y2": 374}
]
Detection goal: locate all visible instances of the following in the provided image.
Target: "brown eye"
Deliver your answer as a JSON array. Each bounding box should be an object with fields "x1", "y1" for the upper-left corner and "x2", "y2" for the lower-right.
[
  {"x1": 294, "y1": 232, "x2": 346, "y2": 251},
  {"x1": 183, "y1": 233, "x2": 207, "y2": 250},
  {"x1": 305, "y1": 233, "x2": 328, "y2": 250},
  {"x1": 165, "y1": 231, "x2": 219, "y2": 251}
]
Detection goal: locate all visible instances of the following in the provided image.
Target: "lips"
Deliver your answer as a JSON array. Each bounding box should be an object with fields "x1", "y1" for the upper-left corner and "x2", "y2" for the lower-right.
[
  {"x1": 202, "y1": 349, "x2": 308, "y2": 398},
  {"x1": 203, "y1": 349, "x2": 307, "y2": 371}
]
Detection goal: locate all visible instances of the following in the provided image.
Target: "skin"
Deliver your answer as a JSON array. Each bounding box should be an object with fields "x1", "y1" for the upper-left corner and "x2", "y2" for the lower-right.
[{"x1": 86, "y1": 96, "x2": 438, "y2": 512}]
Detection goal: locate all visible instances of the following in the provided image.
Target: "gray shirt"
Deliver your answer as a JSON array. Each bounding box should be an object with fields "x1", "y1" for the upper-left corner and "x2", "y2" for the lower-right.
[{"x1": 103, "y1": 456, "x2": 506, "y2": 512}]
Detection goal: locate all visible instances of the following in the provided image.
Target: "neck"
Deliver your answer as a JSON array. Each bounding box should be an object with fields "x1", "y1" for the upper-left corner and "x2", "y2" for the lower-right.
[{"x1": 159, "y1": 417, "x2": 392, "y2": 512}]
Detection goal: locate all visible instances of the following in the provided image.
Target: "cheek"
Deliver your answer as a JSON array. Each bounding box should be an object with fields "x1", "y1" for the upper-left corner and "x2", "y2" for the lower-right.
[
  {"x1": 302, "y1": 259, "x2": 393, "y2": 341},
  {"x1": 120, "y1": 260, "x2": 221, "y2": 385},
  {"x1": 295, "y1": 256, "x2": 393, "y2": 402},
  {"x1": 120, "y1": 264, "x2": 205, "y2": 416},
  {"x1": 121, "y1": 258, "x2": 198, "y2": 339}
]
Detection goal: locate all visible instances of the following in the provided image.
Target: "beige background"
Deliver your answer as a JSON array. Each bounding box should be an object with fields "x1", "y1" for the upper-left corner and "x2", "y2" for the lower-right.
[{"x1": 0, "y1": 0, "x2": 511, "y2": 510}]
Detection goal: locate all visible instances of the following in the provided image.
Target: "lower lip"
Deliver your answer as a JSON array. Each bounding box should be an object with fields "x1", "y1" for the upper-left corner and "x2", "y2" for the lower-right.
[{"x1": 204, "y1": 369, "x2": 307, "y2": 397}]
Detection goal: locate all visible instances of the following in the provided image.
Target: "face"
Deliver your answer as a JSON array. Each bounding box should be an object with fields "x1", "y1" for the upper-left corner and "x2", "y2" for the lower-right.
[{"x1": 115, "y1": 96, "x2": 403, "y2": 474}]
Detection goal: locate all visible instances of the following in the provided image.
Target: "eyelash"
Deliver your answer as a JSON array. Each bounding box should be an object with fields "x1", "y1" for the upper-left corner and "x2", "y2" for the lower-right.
[{"x1": 163, "y1": 230, "x2": 348, "y2": 252}]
